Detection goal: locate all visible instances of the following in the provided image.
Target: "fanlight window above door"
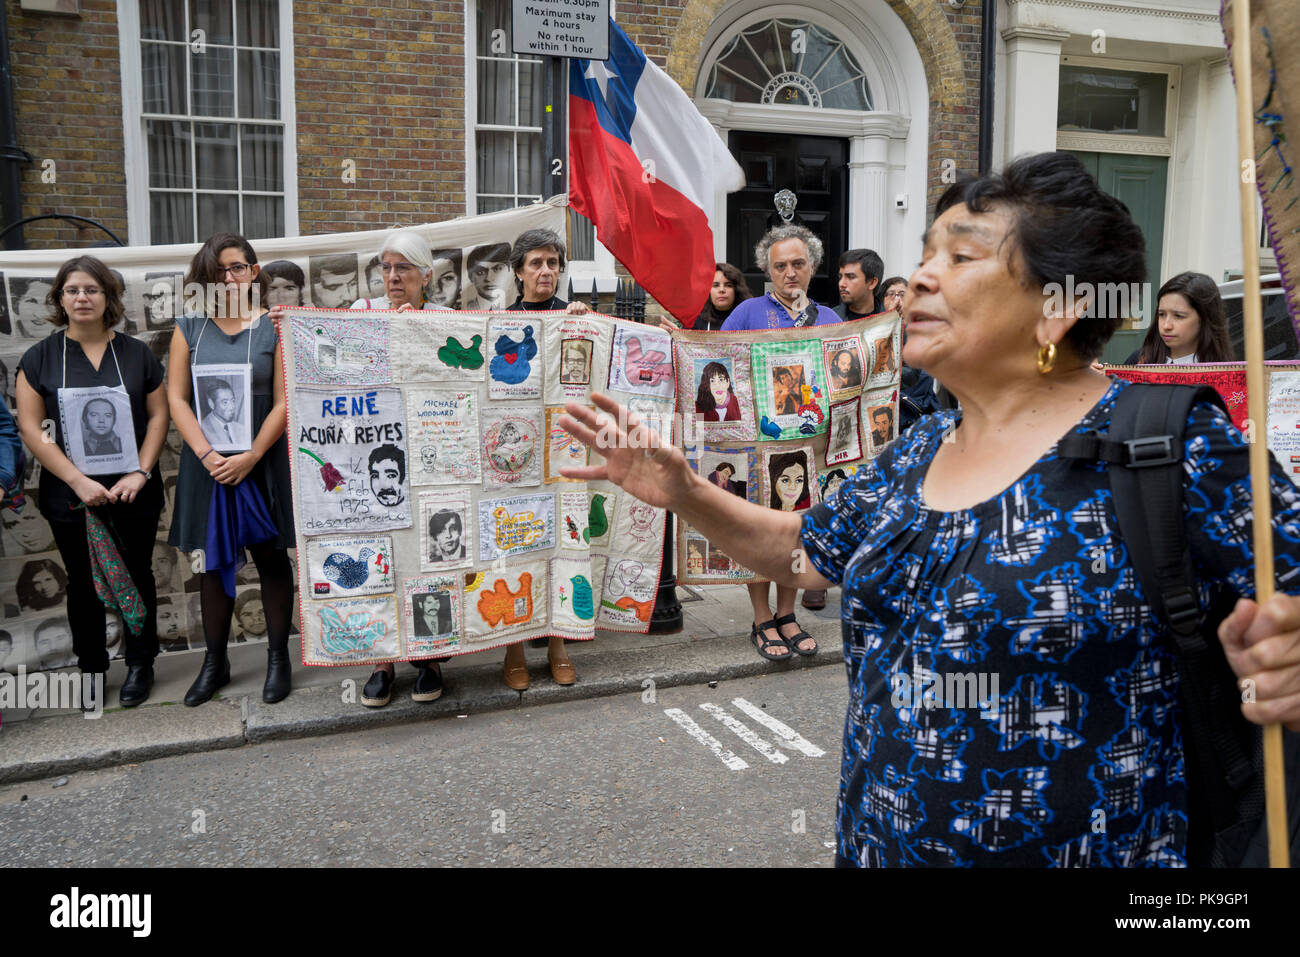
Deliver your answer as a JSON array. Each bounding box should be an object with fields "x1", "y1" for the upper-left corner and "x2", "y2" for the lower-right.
[{"x1": 704, "y1": 19, "x2": 872, "y2": 110}]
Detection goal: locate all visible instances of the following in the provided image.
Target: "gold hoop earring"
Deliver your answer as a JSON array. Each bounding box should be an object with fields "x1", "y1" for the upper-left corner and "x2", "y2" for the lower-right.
[{"x1": 1036, "y1": 341, "x2": 1057, "y2": 374}]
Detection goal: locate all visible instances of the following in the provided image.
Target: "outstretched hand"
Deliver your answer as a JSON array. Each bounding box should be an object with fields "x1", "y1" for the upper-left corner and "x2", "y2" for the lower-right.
[{"x1": 558, "y1": 393, "x2": 697, "y2": 511}]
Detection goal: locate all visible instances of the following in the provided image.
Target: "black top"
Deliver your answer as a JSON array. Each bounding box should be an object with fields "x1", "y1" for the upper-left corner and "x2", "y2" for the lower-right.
[
  {"x1": 18, "y1": 331, "x2": 165, "y2": 522},
  {"x1": 508, "y1": 296, "x2": 568, "y2": 311},
  {"x1": 833, "y1": 303, "x2": 874, "y2": 322}
]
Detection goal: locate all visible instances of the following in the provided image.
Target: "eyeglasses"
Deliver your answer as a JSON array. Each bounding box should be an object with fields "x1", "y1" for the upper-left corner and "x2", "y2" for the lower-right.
[
  {"x1": 219, "y1": 263, "x2": 253, "y2": 278},
  {"x1": 61, "y1": 287, "x2": 104, "y2": 298},
  {"x1": 379, "y1": 262, "x2": 418, "y2": 276}
]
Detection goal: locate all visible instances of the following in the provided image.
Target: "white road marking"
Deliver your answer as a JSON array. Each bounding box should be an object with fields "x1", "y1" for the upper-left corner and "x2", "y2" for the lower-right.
[
  {"x1": 729, "y1": 698, "x2": 826, "y2": 757},
  {"x1": 663, "y1": 708, "x2": 749, "y2": 770},
  {"x1": 699, "y1": 703, "x2": 788, "y2": 764}
]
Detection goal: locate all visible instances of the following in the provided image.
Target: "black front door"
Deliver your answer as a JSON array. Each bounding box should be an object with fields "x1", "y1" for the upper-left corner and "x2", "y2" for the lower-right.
[{"x1": 727, "y1": 131, "x2": 848, "y2": 307}]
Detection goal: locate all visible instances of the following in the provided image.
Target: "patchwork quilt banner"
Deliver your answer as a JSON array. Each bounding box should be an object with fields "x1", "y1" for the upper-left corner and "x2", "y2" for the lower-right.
[
  {"x1": 284, "y1": 309, "x2": 673, "y2": 666},
  {"x1": 672, "y1": 312, "x2": 902, "y2": 586}
]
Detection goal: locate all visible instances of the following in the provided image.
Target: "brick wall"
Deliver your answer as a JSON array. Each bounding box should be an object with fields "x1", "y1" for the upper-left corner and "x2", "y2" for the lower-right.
[
  {"x1": 292, "y1": 0, "x2": 466, "y2": 234},
  {"x1": 6, "y1": 0, "x2": 127, "y2": 249}
]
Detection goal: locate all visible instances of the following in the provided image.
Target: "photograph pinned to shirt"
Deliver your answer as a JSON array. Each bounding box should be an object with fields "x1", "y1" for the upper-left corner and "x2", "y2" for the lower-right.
[
  {"x1": 406, "y1": 388, "x2": 482, "y2": 486},
  {"x1": 462, "y1": 561, "x2": 548, "y2": 643},
  {"x1": 693, "y1": 445, "x2": 756, "y2": 504},
  {"x1": 865, "y1": 388, "x2": 899, "y2": 456},
  {"x1": 823, "y1": 335, "x2": 867, "y2": 400},
  {"x1": 481, "y1": 406, "x2": 543, "y2": 488},
  {"x1": 305, "y1": 535, "x2": 394, "y2": 600},
  {"x1": 419, "y1": 488, "x2": 473, "y2": 571},
  {"x1": 477, "y1": 491, "x2": 555, "y2": 563},
  {"x1": 192, "y1": 364, "x2": 252, "y2": 453},
  {"x1": 680, "y1": 528, "x2": 752, "y2": 583},
  {"x1": 294, "y1": 386, "x2": 411, "y2": 535},
  {"x1": 817, "y1": 464, "x2": 859, "y2": 502},
  {"x1": 607, "y1": 322, "x2": 674, "y2": 399},
  {"x1": 306, "y1": 594, "x2": 400, "y2": 663},
  {"x1": 584, "y1": 489, "x2": 616, "y2": 547},
  {"x1": 596, "y1": 556, "x2": 656, "y2": 629},
  {"x1": 487, "y1": 316, "x2": 542, "y2": 400},
  {"x1": 544, "y1": 405, "x2": 589, "y2": 483},
  {"x1": 389, "y1": 313, "x2": 486, "y2": 383},
  {"x1": 673, "y1": 339, "x2": 756, "y2": 442},
  {"x1": 56, "y1": 386, "x2": 141, "y2": 476},
  {"x1": 403, "y1": 575, "x2": 462, "y2": 657},
  {"x1": 558, "y1": 489, "x2": 590, "y2": 551},
  {"x1": 865, "y1": 318, "x2": 901, "y2": 388},
  {"x1": 750, "y1": 340, "x2": 828, "y2": 442},
  {"x1": 543, "y1": 315, "x2": 611, "y2": 403},
  {"x1": 550, "y1": 556, "x2": 597, "y2": 632},
  {"x1": 762, "y1": 443, "x2": 818, "y2": 513},
  {"x1": 825, "y1": 398, "x2": 864, "y2": 467},
  {"x1": 288, "y1": 313, "x2": 391, "y2": 385}
]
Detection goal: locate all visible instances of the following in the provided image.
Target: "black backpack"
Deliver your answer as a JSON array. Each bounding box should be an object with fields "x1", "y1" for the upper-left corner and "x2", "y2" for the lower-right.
[{"x1": 1058, "y1": 382, "x2": 1300, "y2": 867}]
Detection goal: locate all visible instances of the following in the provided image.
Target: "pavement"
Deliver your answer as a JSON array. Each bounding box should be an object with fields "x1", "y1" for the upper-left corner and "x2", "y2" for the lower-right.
[{"x1": 0, "y1": 584, "x2": 844, "y2": 785}]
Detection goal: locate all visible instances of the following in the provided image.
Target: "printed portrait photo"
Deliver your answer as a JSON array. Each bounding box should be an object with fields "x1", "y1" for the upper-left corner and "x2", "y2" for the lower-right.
[
  {"x1": 559, "y1": 338, "x2": 593, "y2": 385},
  {"x1": 694, "y1": 358, "x2": 741, "y2": 422},
  {"x1": 869, "y1": 403, "x2": 897, "y2": 451},
  {"x1": 771, "y1": 364, "x2": 807, "y2": 417},
  {"x1": 17, "y1": 557, "x2": 67, "y2": 612},
  {"x1": 1, "y1": 502, "x2": 56, "y2": 555},
  {"x1": 360, "y1": 254, "x2": 387, "y2": 301},
  {"x1": 465, "y1": 242, "x2": 513, "y2": 311},
  {"x1": 142, "y1": 272, "x2": 183, "y2": 330},
  {"x1": 309, "y1": 253, "x2": 360, "y2": 308},
  {"x1": 156, "y1": 596, "x2": 189, "y2": 653},
  {"x1": 427, "y1": 248, "x2": 463, "y2": 310},
  {"x1": 869, "y1": 333, "x2": 898, "y2": 379},
  {"x1": 262, "y1": 260, "x2": 307, "y2": 308},
  {"x1": 824, "y1": 339, "x2": 865, "y2": 395},
  {"x1": 825, "y1": 399, "x2": 863, "y2": 466},
  {"x1": 194, "y1": 369, "x2": 251, "y2": 452},
  {"x1": 8, "y1": 276, "x2": 56, "y2": 339},
  {"x1": 412, "y1": 589, "x2": 455, "y2": 638},
  {"x1": 33, "y1": 615, "x2": 76, "y2": 669},
  {"x1": 427, "y1": 508, "x2": 467, "y2": 564}
]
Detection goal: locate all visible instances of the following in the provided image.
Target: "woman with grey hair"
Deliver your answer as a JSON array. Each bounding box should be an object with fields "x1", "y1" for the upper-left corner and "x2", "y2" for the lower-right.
[
  {"x1": 721, "y1": 224, "x2": 837, "y2": 331},
  {"x1": 506, "y1": 228, "x2": 589, "y2": 316},
  {"x1": 349, "y1": 229, "x2": 452, "y2": 312}
]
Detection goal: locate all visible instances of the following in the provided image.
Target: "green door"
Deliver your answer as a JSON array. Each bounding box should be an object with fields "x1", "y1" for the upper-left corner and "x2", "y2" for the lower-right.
[{"x1": 1065, "y1": 150, "x2": 1168, "y2": 361}]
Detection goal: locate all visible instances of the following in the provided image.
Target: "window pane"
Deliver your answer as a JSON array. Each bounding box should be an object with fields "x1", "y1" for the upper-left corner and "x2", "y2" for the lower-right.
[
  {"x1": 518, "y1": 60, "x2": 542, "y2": 127},
  {"x1": 478, "y1": 58, "x2": 514, "y2": 125},
  {"x1": 147, "y1": 120, "x2": 193, "y2": 188},
  {"x1": 190, "y1": 0, "x2": 235, "y2": 46},
  {"x1": 477, "y1": 130, "x2": 515, "y2": 194},
  {"x1": 242, "y1": 195, "x2": 283, "y2": 239},
  {"x1": 1058, "y1": 65, "x2": 1167, "y2": 136},
  {"x1": 142, "y1": 42, "x2": 187, "y2": 114},
  {"x1": 477, "y1": 196, "x2": 513, "y2": 214},
  {"x1": 237, "y1": 49, "x2": 280, "y2": 119},
  {"x1": 196, "y1": 192, "x2": 240, "y2": 238},
  {"x1": 191, "y1": 46, "x2": 235, "y2": 117},
  {"x1": 517, "y1": 132, "x2": 543, "y2": 196},
  {"x1": 569, "y1": 208, "x2": 595, "y2": 261},
  {"x1": 141, "y1": 0, "x2": 186, "y2": 42},
  {"x1": 151, "y1": 192, "x2": 194, "y2": 244},
  {"x1": 477, "y1": 0, "x2": 508, "y2": 55},
  {"x1": 237, "y1": 0, "x2": 279, "y2": 47},
  {"x1": 194, "y1": 122, "x2": 238, "y2": 190},
  {"x1": 240, "y1": 125, "x2": 282, "y2": 190}
]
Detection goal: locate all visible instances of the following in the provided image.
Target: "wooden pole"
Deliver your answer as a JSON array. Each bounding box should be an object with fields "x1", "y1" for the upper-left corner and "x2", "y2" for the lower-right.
[{"x1": 1229, "y1": 0, "x2": 1289, "y2": 869}]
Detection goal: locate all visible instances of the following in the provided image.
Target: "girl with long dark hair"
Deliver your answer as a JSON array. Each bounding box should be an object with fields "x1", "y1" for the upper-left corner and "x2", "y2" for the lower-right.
[{"x1": 1132, "y1": 271, "x2": 1233, "y2": 364}]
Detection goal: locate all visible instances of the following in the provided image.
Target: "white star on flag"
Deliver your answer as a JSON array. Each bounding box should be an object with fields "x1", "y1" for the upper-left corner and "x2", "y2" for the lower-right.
[{"x1": 584, "y1": 59, "x2": 619, "y2": 104}]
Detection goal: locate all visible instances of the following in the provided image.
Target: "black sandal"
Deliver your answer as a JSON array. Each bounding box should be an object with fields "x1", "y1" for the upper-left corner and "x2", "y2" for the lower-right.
[
  {"x1": 774, "y1": 613, "x2": 818, "y2": 656},
  {"x1": 751, "y1": 619, "x2": 791, "y2": 661}
]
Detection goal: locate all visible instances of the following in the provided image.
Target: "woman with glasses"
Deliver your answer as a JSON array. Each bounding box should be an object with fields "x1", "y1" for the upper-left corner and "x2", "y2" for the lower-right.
[
  {"x1": 13, "y1": 255, "x2": 169, "y2": 709},
  {"x1": 879, "y1": 277, "x2": 906, "y2": 315},
  {"x1": 349, "y1": 229, "x2": 451, "y2": 710},
  {"x1": 167, "y1": 233, "x2": 296, "y2": 707}
]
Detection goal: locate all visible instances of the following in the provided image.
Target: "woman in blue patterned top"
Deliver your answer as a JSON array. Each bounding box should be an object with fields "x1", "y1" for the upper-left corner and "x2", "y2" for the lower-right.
[{"x1": 558, "y1": 152, "x2": 1300, "y2": 867}]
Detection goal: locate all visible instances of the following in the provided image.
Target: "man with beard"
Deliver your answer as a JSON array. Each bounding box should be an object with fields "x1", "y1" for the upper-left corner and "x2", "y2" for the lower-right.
[{"x1": 368, "y1": 443, "x2": 406, "y2": 508}]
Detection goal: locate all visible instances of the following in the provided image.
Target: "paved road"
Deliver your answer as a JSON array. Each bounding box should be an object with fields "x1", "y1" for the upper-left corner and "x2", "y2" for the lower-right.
[{"x1": 0, "y1": 665, "x2": 849, "y2": 867}]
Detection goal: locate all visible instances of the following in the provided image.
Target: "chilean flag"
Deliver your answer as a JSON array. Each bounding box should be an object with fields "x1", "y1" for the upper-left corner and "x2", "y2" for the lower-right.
[{"x1": 569, "y1": 21, "x2": 745, "y2": 323}]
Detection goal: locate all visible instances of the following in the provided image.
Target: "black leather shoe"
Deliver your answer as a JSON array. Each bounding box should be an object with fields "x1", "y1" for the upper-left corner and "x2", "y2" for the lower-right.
[
  {"x1": 411, "y1": 662, "x2": 443, "y2": 703},
  {"x1": 360, "y1": 668, "x2": 394, "y2": 708},
  {"x1": 263, "y1": 648, "x2": 292, "y2": 704},
  {"x1": 184, "y1": 653, "x2": 231, "y2": 707},
  {"x1": 81, "y1": 671, "x2": 106, "y2": 713},
  {"x1": 119, "y1": 664, "x2": 154, "y2": 708},
  {"x1": 801, "y1": 589, "x2": 827, "y2": 610}
]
